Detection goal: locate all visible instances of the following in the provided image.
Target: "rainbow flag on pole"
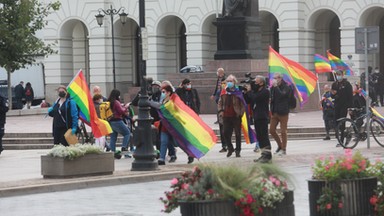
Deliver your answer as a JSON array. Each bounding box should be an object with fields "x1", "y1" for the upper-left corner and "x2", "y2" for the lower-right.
[
  {"x1": 158, "y1": 94, "x2": 217, "y2": 159},
  {"x1": 269, "y1": 46, "x2": 318, "y2": 106},
  {"x1": 67, "y1": 70, "x2": 112, "y2": 138},
  {"x1": 314, "y1": 54, "x2": 332, "y2": 73},
  {"x1": 327, "y1": 50, "x2": 353, "y2": 75}
]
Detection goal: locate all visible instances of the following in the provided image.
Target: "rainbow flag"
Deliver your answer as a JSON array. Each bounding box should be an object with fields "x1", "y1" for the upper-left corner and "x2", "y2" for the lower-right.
[
  {"x1": 67, "y1": 70, "x2": 112, "y2": 138},
  {"x1": 269, "y1": 46, "x2": 318, "y2": 105},
  {"x1": 158, "y1": 94, "x2": 217, "y2": 159},
  {"x1": 314, "y1": 54, "x2": 332, "y2": 73},
  {"x1": 220, "y1": 86, "x2": 257, "y2": 144},
  {"x1": 327, "y1": 50, "x2": 353, "y2": 75}
]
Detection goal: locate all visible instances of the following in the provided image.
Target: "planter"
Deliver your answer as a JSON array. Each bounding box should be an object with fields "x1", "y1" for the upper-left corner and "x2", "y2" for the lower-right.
[
  {"x1": 261, "y1": 190, "x2": 295, "y2": 216},
  {"x1": 41, "y1": 152, "x2": 114, "y2": 178},
  {"x1": 179, "y1": 191, "x2": 295, "y2": 216},
  {"x1": 308, "y1": 177, "x2": 377, "y2": 216}
]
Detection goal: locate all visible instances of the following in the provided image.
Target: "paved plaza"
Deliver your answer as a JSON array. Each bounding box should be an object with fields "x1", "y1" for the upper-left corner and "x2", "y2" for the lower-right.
[{"x1": 1, "y1": 109, "x2": 384, "y2": 215}]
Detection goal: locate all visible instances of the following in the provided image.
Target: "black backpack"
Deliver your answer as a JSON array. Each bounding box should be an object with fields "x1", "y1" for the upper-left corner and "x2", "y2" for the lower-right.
[{"x1": 288, "y1": 85, "x2": 297, "y2": 109}]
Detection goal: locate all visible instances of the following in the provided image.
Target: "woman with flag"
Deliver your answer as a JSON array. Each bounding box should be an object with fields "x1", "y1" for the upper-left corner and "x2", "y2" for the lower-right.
[{"x1": 48, "y1": 85, "x2": 79, "y2": 147}]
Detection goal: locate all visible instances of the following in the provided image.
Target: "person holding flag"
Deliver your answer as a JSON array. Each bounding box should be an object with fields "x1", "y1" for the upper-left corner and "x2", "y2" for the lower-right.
[{"x1": 218, "y1": 75, "x2": 245, "y2": 158}]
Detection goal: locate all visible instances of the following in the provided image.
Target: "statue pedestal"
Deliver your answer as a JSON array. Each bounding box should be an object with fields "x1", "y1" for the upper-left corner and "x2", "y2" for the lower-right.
[{"x1": 214, "y1": 17, "x2": 262, "y2": 60}]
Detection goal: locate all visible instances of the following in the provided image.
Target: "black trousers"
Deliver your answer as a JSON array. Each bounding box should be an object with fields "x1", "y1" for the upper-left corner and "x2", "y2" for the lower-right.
[
  {"x1": 223, "y1": 116, "x2": 242, "y2": 152},
  {"x1": 334, "y1": 106, "x2": 348, "y2": 141},
  {"x1": 0, "y1": 124, "x2": 4, "y2": 150},
  {"x1": 254, "y1": 119, "x2": 271, "y2": 158},
  {"x1": 53, "y1": 126, "x2": 69, "y2": 146}
]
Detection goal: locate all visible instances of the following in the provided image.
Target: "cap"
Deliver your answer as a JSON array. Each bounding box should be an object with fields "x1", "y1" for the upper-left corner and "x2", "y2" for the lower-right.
[
  {"x1": 151, "y1": 80, "x2": 161, "y2": 86},
  {"x1": 182, "y1": 78, "x2": 191, "y2": 85}
]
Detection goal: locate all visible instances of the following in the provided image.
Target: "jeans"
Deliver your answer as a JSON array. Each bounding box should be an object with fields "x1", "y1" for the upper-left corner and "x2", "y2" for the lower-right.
[
  {"x1": 159, "y1": 131, "x2": 176, "y2": 161},
  {"x1": 109, "y1": 120, "x2": 130, "y2": 152}
]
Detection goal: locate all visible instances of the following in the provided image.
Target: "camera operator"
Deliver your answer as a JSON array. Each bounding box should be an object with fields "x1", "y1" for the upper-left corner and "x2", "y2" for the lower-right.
[{"x1": 244, "y1": 75, "x2": 272, "y2": 163}]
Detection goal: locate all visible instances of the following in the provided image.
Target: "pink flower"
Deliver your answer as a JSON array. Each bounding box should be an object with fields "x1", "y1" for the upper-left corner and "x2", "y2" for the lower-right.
[
  {"x1": 181, "y1": 183, "x2": 189, "y2": 190},
  {"x1": 329, "y1": 155, "x2": 335, "y2": 161},
  {"x1": 345, "y1": 149, "x2": 353, "y2": 158},
  {"x1": 170, "y1": 178, "x2": 178, "y2": 185},
  {"x1": 326, "y1": 203, "x2": 332, "y2": 210}
]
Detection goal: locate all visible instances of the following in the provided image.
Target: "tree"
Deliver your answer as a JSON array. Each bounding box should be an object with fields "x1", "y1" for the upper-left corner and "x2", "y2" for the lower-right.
[{"x1": 0, "y1": 0, "x2": 60, "y2": 109}]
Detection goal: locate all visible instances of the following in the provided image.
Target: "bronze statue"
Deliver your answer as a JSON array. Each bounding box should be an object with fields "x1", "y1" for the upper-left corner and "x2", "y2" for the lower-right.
[{"x1": 222, "y1": 0, "x2": 249, "y2": 17}]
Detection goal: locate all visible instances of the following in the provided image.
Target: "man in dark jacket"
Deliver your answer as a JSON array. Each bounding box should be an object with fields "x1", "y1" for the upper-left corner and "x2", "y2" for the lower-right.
[
  {"x1": 14, "y1": 81, "x2": 24, "y2": 109},
  {"x1": 0, "y1": 94, "x2": 9, "y2": 155},
  {"x1": 176, "y1": 78, "x2": 200, "y2": 114},
  {"x1": 270, "y1": 73, "x2": 292, "y2": 156},
  {"x1": 332, "y1": 70, "x2": 353, "y2": 147},
  {"x1": 245, "y1": 75, "x2": 272, "y2": 163}
]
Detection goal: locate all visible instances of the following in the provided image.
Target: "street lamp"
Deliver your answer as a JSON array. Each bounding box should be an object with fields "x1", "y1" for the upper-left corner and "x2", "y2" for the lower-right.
[
  {"x1": 131, "y1": 0, "x2": 158, "y2": 171},
  {"x1": 95, "y1": 5, "x2": 128, "y2": 89}
]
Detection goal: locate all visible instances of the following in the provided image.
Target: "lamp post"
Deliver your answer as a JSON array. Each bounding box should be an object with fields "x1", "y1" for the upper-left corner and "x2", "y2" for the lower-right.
[
  {"x1": 95, "y1": 5, "x2": 128, "y2": 89},
  {"x1": 131, "y1": 0, "x2": 158, "y2": 171}
]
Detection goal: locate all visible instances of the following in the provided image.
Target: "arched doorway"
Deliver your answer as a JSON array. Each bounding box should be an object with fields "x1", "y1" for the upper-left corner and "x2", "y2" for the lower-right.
[
  {"x1": 156, "y1": 16, "x2": 187, "y2": 79},
  {"x1": 260, "y1": 11, "x2": 279, "y2": 57},
  {"x1": 359, "y1": 7, "x2": 384, "y2": 73},
  {"x1": 114, "y1": 18, "x2": 139, "y2": 87},
  {"x1": 59, "y1": 20, "x2": 89, "y2": 83},
  {"x1": 308, "y1": 10, "x2": 341, "y2": 81},
  {"x1": 201, "y1": 14, "x2": 217, "y2": 66}
]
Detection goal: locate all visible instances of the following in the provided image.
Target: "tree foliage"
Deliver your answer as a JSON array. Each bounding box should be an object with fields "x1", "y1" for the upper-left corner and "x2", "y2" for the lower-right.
[
  {"x1": 0, "y1": 0, "x2": 60, "y2": 72},
  {"x1": 0, "y1": 0, "x2": 60, "y2": 109}
]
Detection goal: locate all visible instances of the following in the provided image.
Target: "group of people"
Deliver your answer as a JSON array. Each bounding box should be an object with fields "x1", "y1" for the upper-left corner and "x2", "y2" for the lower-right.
[
  {"x1": 212, "y1": 68, "x2": 294, "y2": 163},
  {"x1": 14, "y1": 81, "x2": 34, "y2": 109},
  {"x1": 47, "y1": 78, "x2": 201, "y2": 164}
]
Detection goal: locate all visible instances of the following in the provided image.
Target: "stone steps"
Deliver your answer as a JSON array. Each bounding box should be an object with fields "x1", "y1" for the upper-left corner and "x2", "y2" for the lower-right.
[{"x1": 2, "y1": 127, "x2": 331, "y2": 149}]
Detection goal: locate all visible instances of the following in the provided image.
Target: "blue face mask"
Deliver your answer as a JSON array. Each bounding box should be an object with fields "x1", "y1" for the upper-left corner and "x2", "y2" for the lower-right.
[
  {"x1": 227, "y1": 82, "x2": 234, "y2": 89},
  {"x1": 336, "y1": 76, "x2": 342, "y2": 81},
  {"x1": 160, "y1": 92, "x2": 166, "y2": 102}
]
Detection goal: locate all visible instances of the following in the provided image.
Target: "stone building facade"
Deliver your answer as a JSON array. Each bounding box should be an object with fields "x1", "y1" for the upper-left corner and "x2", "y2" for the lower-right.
[{"x1": 42, "y1": 0, "x2": 384, "y2": 111}]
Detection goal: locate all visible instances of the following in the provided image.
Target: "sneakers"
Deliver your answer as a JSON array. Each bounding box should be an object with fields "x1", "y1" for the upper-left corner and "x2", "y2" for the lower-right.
[
  {"x1": 323, "y1": 137, "x2": 331, "y2": 140},
  {"x1": 187, "y1": 157, "x2": 194, "y2": 164},
  {"x1": 226, "y1": 149, "x2": 234, "y2": 157},
  {"x1": 253, "y1": 147, "x2": 260, "y2": 153},
  {"x1": 169, "y1": 156, "x2": 177, "y2": 163},
  {"x1": 219, "y1": 148, "x2": 227, "y2": 153},
  {"x1": 114, "y1": 151, "x2": 122, "y2": 159},
  {"x1": 121, "y1": 147, "x2": 128, "y2": 152},
  {"x1": 276, "y1": 150, "x2": 286, "y2": 156},
  {"x1": 158, "y1": 160, "x2": 165, "y2": 165}
]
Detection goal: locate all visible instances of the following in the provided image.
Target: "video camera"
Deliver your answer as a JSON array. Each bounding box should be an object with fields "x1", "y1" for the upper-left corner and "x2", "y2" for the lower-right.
[{"x1": 239, "y1": 72, "x2": 255, "y2": 91}]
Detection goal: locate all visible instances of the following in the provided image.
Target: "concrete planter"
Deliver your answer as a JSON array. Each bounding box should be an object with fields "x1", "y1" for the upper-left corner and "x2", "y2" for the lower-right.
[{"x1": 41, "y1": 152, "x2": 114, "y2": 178}]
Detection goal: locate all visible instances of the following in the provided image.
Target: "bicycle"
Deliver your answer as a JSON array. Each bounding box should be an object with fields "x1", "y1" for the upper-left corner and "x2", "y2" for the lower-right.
[
  {"x1": 77, "y1": 121, "x2": 95, "y2": 144},
  {"x1": 335, "y1": 107, "x2": 384, "y2": 149}
]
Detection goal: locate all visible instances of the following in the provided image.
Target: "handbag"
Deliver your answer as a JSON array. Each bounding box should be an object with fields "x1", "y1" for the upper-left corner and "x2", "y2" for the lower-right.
[{"x1": 64, "y1": 128, "x2": 78, "y2": 145}]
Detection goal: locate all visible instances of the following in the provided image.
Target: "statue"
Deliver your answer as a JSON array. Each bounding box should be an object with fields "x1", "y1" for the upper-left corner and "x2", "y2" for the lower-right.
[{"x1": 222, "y1": 0, "x2": 249, "y2": 17}]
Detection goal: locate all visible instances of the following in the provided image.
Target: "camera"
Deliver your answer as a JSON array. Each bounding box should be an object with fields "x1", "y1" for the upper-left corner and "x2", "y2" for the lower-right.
[{"x1": 239, "y1": 72, "x2": 255, "y2": 92}]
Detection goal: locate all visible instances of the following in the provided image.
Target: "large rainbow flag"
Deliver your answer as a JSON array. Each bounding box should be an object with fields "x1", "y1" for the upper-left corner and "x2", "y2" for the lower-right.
[
  {"x1": 220, "y1": 86, "x2": 257, "y2": 144},
  {"x1": 158, "y1": 94, "x2": 217, "y2": 159},
  {"x1": 327, "y1": 50, "x2": 353, "y2": 75},
  {"x1": 269, "y1": 46, "x2": 318, "y2": 106},
  {"x1": 67, "y1": 70, "x2": 112, "y2": 138},
  {"x1": 314, "y1": 54, "x2": 332, "y2": 73}
]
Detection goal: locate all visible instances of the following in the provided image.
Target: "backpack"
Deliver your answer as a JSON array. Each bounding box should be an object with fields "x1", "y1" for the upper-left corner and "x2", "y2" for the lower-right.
[
  {"x1": 99, "y1": 102, "x2": 114, "y2": 121},
  {"x1": 288, "y1": 85, "x2": 297, "y2": 109},
  {"x1": 25, "y1": 89, "x2": 31, "y2": 96}
]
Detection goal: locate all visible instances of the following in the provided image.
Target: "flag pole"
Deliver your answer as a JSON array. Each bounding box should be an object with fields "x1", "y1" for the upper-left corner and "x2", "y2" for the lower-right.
[{"x1": 316, "y1": 73, "x2": 321, "y2": 105}]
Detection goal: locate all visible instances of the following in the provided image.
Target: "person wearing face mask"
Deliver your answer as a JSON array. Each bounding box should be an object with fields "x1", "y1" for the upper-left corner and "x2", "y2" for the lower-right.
[
  {"x1": 331, "y1": 70, "x2": 353, "y2": 147},
  {"x1": 244, "y1": 75, "x2": 272, "y2": 163},
  {"x1": 269, "y1": 73, "x2": 292, "y2": 156},
  {"x1": 107, "y1": 89, "x2": 131, "y2": 158},
  {"x1": 48, "y1": 85, "x2": 79, "y2": 146},
  {"x1": 372, "y1": 67, "x2": 384, "y2": 106},
  {"x1": 218, "y1": 75, "x2": 245, "y2": 158},
  {"x1": 175, "y1": 78, "x2": 201, "y2": 114}
]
